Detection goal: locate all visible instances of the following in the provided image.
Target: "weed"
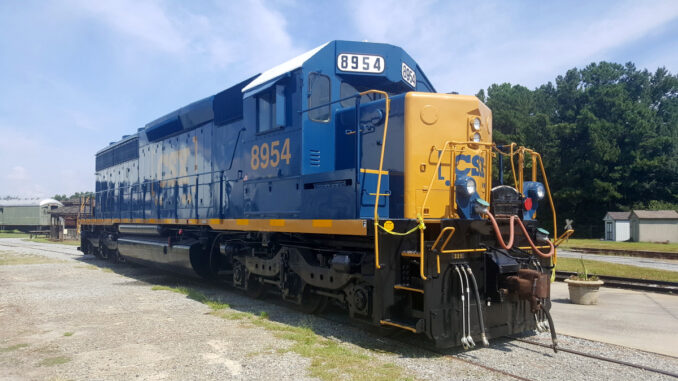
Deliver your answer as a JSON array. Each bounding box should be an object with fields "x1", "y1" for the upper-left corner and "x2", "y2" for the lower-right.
[
  {"x1": 0, "y1": 252, "x2": 63, "y2": 266},
  {"x1": 150, "y1": 284, "x2": 410, "y2": 380},
  {"x1": 39, "y1": 356, "x2": 70, "y2": 366},
  {"x1": 63, "y1": 332, "x2": 74, "y2": 337},
  {"x1": 0, "y1": 343, "x2": 28, "y2": 352}
]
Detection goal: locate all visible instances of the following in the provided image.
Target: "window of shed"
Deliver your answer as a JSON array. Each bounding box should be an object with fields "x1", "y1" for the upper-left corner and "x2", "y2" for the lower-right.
[{"x1": 308, "y1": 73, "x2": 330, "y2": 122}]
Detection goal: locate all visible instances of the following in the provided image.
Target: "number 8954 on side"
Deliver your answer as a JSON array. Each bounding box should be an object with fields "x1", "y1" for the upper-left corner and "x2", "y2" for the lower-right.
[{"x1": 250, "y1": 138, "x2": 291, "y2": 170}]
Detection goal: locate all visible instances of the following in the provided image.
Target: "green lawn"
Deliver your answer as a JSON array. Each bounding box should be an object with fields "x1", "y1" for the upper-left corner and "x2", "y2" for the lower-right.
[
  {"x1": 559, "y1": 238, "x2": 678, "y2": 253},
  {"x1": 555, "y1": 257, "x2": 678, "y2": 282},
  {"x1": 0, "y1": 232, "x2": 29, "y2": 238}
]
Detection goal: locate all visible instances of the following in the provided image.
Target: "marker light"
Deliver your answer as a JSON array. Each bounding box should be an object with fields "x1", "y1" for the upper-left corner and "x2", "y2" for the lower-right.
[{"x1": 472, "y1": 133, "x2": 481, "y2": 142}]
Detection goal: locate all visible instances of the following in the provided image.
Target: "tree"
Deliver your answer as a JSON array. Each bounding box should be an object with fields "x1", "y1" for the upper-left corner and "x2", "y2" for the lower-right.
[{"x1": 480, "y1": 61, "x2": 678, "y2": 237}]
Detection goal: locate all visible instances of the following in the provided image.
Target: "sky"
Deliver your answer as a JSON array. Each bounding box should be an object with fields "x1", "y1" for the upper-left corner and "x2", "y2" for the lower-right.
[{"x1": 1, "y1": 0, "x2": 677, "y2": 198}]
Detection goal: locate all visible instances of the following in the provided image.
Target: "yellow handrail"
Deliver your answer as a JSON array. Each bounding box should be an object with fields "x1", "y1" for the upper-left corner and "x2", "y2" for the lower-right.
[
  {"x1": 367, "y1": 90, "x2": 390, "y2": 271},
  {"x1": 420, "y1": 141, "x2": 494, "y2": 216},
  {"x1": 553, "y1": 229, "x2": 575, "y2": 247}
]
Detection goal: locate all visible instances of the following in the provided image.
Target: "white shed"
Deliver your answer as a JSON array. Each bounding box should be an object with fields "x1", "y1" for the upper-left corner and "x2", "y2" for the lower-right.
[
  {"x1": 603, "y1": 211, "x2": 630, "y2": 241},
  {"x1": 629, "y1": 210, "x2": 678, "y2": 243}
]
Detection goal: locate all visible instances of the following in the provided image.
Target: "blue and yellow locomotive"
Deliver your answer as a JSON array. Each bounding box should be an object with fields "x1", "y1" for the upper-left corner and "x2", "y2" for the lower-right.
[{"x1": 81, "y1": 41, "x2": 569, "y2": 349}]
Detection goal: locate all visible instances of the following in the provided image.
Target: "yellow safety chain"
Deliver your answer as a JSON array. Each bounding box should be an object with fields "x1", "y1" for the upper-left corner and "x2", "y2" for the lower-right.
[{"x1": 376, "y1": 214, "x2": 426, "y2": 236}]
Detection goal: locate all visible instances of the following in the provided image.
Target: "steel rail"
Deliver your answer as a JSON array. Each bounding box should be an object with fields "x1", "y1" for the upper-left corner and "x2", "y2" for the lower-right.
[
  {"x1": 512, "y1": 337, "x2": 678, "y2": 379},
  {"x1": 555, "y1": 271, "x2": 678, "y2": 294}
]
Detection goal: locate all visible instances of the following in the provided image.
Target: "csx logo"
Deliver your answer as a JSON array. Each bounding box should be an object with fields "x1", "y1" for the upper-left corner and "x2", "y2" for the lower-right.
[
  {"x1": 455, "y1": 155, "x2": 485, "y2": 177},
  {"x1": 436, "y1": 153, "x2": 485, "y2": 184}
]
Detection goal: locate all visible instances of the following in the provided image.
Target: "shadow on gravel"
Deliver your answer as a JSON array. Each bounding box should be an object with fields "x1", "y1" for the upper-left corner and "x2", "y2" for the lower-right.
[{"x1": 76, "y1": 252, "x2": 543, "y2": 360}]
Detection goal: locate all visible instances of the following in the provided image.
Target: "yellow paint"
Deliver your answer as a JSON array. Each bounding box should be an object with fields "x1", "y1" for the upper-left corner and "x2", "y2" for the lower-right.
[
  {"x1": 312, "y1": 219, "x2": 332, "y2": 227},
  {"x1": 79, "y1": 218, "x2": 366, "y2": 236},
  {"x1": 380, "y1": 320, "x2": 417, "y2": 333},
  {"x1": 394, "y1": 285, "x2": 424, "y2": 294},
  {"x1": 359, "y1": 168, "x2": 389, "y2": 175},
  {"x1": 383, "y1": 220, "x2": 394, "y2": 232},
  {"x1": 403, "y1": 92, "x2": 493, "y2": 219}
]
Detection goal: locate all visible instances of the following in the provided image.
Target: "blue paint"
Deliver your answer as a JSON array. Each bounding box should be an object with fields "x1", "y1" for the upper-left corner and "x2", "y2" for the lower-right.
[{"x1": 91, "y1": 41, "x2": 445, "y2": 222}]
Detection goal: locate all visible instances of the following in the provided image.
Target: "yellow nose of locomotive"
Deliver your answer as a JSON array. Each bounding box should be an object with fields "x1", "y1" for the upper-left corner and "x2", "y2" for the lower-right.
[{"x1": 403, "y1": 92, "x2": 493, "y2": 219}]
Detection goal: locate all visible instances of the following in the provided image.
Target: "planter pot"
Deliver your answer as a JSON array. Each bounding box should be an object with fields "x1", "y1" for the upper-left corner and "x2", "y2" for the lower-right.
[{"x1": 564, "y1": 279, "x2": 604, "y2": 305}]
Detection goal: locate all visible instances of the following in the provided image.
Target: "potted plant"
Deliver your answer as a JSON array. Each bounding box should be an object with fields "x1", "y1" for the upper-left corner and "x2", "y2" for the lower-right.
[{"x1": 564, "y1": 257, "x2": 604, "y2": 305}]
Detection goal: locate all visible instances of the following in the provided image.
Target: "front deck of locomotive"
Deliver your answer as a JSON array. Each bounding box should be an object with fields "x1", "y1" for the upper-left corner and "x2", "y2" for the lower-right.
[{"x1": 372, "y1": 92, "x2": 559, "y2": 348}]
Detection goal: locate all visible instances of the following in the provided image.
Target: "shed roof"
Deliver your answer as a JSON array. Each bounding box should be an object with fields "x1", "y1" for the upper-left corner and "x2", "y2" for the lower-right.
[
  {"x1": 0, "y1": 199, "x2": 63, "y2": 207},
  {"x1": 48, "y1": 205, "x2": 82, "y2": 216},
  {"x1": 631, "y1": 210, "x2": 678, "y2": 219},
  {"x1": 604, "y1": 211, "x2": 630, "y2": 221}
]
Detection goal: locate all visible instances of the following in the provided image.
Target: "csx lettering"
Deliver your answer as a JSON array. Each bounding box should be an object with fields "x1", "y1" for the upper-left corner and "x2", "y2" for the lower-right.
[
  {"x1": 251, "y1": 138, "x2": 291, "y2": 170},
  {"x1": 455, "y1": 155, "x2": 485, "y2": 177}
]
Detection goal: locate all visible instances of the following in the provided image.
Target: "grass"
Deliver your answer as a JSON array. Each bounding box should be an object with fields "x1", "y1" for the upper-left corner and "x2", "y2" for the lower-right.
[
  {"x1": 63, "y1": 332, "x2": 74, "y2": 337},
  {"x1": 556, "y1": 257, "x2": 678, "y2": 282},
  {"x1": 559, "y1": 239, "x2": 678, "y2": 253},
  {"x1": 0, "y1": 232, "x2": 29, "y2": 238},
  {"x1": 39, "y1": 356, "x2": 71, "y2": 366},
  {"x1": 151, "y1": 284, "x2": 410, "y2": 381},
  {"x1": 23, "y1": 237, "x2": 80, "y2": 246},
  {"x1": 0, "y1": 343, "x2": 28, "y2": 352},
  {"x1": 0, "y1": 251, "x2": 64, "y2": 266}
]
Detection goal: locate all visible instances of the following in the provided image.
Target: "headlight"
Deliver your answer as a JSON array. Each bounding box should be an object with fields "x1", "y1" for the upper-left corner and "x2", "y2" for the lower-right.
[
  {"x1": 465, "y1": 177, "x2": 476, "y2": 195},
  {"x1": 536, "y1": 183, "x2": 545, "y2": 200},
  {"x1": 472, "y1": 133, "x2": 481, "y2": 142},
  {"x1": 472, "y1": 117, "x2": 481, "y2": 131}
]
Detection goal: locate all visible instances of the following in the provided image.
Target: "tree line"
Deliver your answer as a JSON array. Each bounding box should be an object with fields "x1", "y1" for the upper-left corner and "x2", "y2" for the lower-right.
[{"x1": 477, "y1": 62, "x2": 678, "y2": 237}]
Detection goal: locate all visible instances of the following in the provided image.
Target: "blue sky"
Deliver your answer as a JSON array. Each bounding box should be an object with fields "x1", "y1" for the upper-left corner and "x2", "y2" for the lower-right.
[{"x1": 1, "y1": 0, "x2": 677, "y2": 198}]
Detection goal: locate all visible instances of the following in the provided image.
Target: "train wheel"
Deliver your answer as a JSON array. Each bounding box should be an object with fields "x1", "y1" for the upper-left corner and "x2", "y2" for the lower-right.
[
  {"x1": 297, "y1": 287, "x2": 328, "y2": 314},
  {"x1": 246, "y1": 278, "x2": 267, "y2": 299},
  {"x1": 94, "y1": 244, "x2": 108, "y2": 260}
]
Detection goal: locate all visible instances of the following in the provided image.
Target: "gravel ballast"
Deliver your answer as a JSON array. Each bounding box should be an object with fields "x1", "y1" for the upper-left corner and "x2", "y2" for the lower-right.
[{"x1": 1, "y1": 238, "x2": 676, "y2": 380}]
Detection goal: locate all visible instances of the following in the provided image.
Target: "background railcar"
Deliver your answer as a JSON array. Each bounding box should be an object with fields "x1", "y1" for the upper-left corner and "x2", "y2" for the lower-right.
[
  {"x1": 0, "y1": 199, "x2": 63, "y2": 232},
  {"x1": 80, "y1": 40, "x2": 563, "y2": 349}
]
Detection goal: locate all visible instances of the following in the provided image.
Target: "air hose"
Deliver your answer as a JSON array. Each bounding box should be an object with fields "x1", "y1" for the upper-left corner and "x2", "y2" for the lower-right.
[
  {"x1": 485, "y1": 212, "x2": 554, "y2": 258},
  {"x1": 466, "y1": 265, "x2": 489, "y2": 346}
]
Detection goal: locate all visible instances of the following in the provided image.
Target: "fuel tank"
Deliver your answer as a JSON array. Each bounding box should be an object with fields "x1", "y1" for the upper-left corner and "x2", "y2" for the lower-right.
[{"x1": 117, "y1": 236, "x2": 208, "y2": 278}]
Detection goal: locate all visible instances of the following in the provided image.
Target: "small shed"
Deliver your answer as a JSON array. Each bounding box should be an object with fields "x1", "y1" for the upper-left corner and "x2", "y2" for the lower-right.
[
  {"x1": 603, "y1": 211, "x2": 630, "y2": 241},
  {"x1": 48, "y1": 199, "x2": 93, "y2": 240},
  {"x1": 629, "y1": 210, "x2": 678, "y2": 243}
]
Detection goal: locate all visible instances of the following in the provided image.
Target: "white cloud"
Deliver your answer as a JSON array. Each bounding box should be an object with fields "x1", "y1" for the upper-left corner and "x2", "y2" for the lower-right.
[
  {"x1": 7, "y1": 166, "x2": 28, "y2": 181},
  {"x1": 65, "y1": 0, "x2": 300, "y2": 72},
  {"x1": 66, "y1": 0, "x2": 189, "y2": 54},
  {"x1": 348, "y1": 0, "x2": 678, "y2": 93}
]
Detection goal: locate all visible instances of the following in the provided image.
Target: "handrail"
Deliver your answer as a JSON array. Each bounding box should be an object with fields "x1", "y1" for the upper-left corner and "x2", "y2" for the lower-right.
[
  {"x1": 553, "y1": 229, "x2": 575, "y2": 247},
  {"x1": 366, "y1": 90, "x2": 391, "y2": 271},
  {"x1": 493, "y1": 145, "x2": 559, "y2": 264},
  {"x1": 420, "y1": 141, "x2": 494, "y2": 217}
]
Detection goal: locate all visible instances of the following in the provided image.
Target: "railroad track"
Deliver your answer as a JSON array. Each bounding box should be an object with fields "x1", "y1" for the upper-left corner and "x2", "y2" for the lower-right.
[
  {"x1": 3, "y1": 239, "x2": 677, "y2": 378},
  {"x1": 512, "y1": 337, "x2": 678, "y2": 379},
  {"x1": 0, "y1": 240, "x2": 82, "y2": 257},
  {"x1": 555, "y1": 271, "x2": 678, "y2": 294}
]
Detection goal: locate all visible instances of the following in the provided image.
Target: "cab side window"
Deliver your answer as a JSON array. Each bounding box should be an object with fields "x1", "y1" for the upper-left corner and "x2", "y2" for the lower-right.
[
  {"x1": 308, "y1": 73, "x2": 330, "y2": 122},
  {"x1": 257, "y1": 84, "x2": 287, "y2": 133},
  {"x1": 257, "y1": 89, "x2": 275, "y2": 133}
]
